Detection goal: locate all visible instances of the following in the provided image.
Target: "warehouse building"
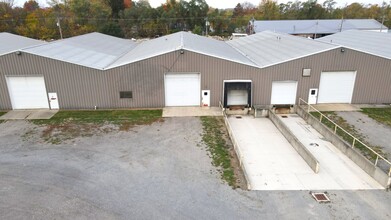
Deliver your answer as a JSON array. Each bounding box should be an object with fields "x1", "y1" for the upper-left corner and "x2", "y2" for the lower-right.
[
  {"x1": 0, "y1": 30, "x2": 390, "y2": 110},
  {"x1": 247, "y1": 19, "x2": 388, "y2": 38}
]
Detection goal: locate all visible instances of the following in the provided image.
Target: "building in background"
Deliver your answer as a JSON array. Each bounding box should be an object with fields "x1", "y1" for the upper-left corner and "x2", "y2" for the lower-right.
[{"x1": 248, "y1": 19, "x2": 388, "y2": 38}]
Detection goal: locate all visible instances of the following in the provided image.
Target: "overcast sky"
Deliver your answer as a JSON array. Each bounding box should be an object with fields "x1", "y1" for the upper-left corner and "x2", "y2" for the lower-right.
[{"x1": 15, "y1": 0, "x2": 387, "y2": 9}]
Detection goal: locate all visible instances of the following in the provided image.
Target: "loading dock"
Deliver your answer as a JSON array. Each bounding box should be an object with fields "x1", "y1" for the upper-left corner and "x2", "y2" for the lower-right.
[
  {"x1": 223, "y1": 80, "x2": 252, "y2": 108},
  {"x1": 227, "y1": 115, "x2": 383, "y2": 190}
]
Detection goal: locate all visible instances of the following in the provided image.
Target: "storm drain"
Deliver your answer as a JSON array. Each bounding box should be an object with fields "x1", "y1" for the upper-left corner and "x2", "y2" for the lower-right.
[
  {"x1": 281, "y1": 115, "x2": 288, "y2": 118},
  {"x1": 236, "y1": 116, "x2": 242, "y2": 119},
  {"x1": 311, "y1": 192, "x2": 330, "y2": 203}
]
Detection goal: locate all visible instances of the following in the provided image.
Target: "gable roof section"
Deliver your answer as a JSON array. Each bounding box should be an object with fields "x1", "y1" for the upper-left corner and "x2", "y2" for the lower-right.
[
  {"x1": 13, "y1": 31, "x2": 340, "y2": 70},
  {"x1": 23, "y1": 32, "x2": 137, "y2": 70},
  {"x1": 317, "y1": 30, "x2": 391, "y2": 60},
  {"x1": 108, "y1": 31, "x2": 258, "y2": 69},
  {"x1": 0, "y1": 32, "x2": 46, "y2": 55},
  {"x1": 253, "y1": 19, "x2": 388, "y2": 34},
  {"x1": 227, "y1": 31, "x2": 338, "y2": 68}
]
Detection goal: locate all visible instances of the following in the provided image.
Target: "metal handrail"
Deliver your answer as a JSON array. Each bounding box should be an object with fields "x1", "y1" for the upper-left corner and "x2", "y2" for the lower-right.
[
  {"x1": 219, "y1": 101, "x2": 226, "y2": 116},
  {"x1": 298, "y1": 98, "x2": 391, "y2": 176}
]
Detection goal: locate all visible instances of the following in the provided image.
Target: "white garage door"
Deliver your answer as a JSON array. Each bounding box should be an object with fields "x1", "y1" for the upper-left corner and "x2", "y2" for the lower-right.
[
  {"x1": 227, "y1": 90, "x2": 248, "y2": 106},
  {"x1": 165, "y1": 73, "x2": 200, "y2": 106},
  {"x1": 318, "y1": 71, "x2": 356, "y2": 104},
  {"x1": 6, "y1": 76, "x2": 49, "y2": 109},
  {"x1": 271, "y1": 81, "x2": 298, "y2": 105}
]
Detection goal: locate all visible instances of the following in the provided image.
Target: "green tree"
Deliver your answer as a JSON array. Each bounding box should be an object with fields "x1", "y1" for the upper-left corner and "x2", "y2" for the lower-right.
[
  {"x1": 99, "y1": 21, "x2": 124, "y2": 37},
  {"x1": 104, "y1": 0, "x2": 124, "y2": 18}
]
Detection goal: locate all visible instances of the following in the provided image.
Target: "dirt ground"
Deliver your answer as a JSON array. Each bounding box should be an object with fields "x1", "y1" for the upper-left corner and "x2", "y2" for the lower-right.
[{"x1": 0, "y1": 118, "x2": 390, "y2": 219}]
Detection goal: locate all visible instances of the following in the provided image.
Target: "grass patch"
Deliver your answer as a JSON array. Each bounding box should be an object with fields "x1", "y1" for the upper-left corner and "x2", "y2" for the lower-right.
[
  {"x1": 200, "y1": 116, "x2": 237, "y2": 188},
  {"x1": 0, "y1": 111, "x2": 6, "y2": 123},
  {"x1": 361, "y1": 107, "x2": 391, "y2": 127},
  {"x1": 29, "y1": 110, "x2": 162, "y2": 144},
  {"x1": 310, "y1": 111, "x2": 386, "y2": 161}
]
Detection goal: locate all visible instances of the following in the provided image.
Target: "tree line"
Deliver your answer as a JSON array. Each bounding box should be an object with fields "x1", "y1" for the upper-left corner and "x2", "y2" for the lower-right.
[{"x1": 0, "y1": 0, "x2": 390, "y2": 40}]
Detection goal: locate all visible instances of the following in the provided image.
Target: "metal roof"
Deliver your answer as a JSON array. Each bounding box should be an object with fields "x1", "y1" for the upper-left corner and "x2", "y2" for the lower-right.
[
  {"x1": 317, "y1": 30, "x2": 391, "y2": 60},
  {"x1": 108, "y1": 31, "x2": 258, "y2": 69},
  {"x1": 23, "y1": 32, "x2": 137, "y2": 70},
  {"x1": 227, "y1": 31, "x2": 338, "y2": 68},
  {"x1": 10, "y1": 31, "x2": 343, "y2": 70},
  {"x1": 253, "y1": 19, "x2": 388, "y2": 34},
  {"x1": 0, "y1": 32, "x2": 46, "y2": 55}
]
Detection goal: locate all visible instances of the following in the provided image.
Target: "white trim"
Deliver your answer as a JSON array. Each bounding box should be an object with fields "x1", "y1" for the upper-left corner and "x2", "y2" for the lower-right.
[{"x1": 223, "y1": 79, "x2": 252, "y2": 83}]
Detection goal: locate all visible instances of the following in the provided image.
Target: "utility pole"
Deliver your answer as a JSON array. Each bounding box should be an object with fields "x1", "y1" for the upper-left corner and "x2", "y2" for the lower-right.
[
  {"x1": 339, "y1": 17, "x2": 344, "y2": 32},
  {"x1": 57, "y1": 17, "x2": 63, "y2": 39}
]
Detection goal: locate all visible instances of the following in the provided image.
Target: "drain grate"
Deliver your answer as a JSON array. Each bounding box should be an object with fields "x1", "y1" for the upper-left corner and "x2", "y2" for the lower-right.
[
  {"x1": 309, "y1": 143, "x2": 319, "y2": 147},
  {"x1": 281, "y1": 115, "x2": 288, "y2": 118},
  {"x1": 311, "y1": 192, "x2": 330, "y2": 203},
  {"x1": 236, "y1": 116, "x2": 242, "y2": 119}
]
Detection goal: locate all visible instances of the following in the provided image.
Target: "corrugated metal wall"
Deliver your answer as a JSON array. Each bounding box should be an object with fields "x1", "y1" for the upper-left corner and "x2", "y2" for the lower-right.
[{"x1": 0, "y1": 47, "x2": 390, "y2": 110}]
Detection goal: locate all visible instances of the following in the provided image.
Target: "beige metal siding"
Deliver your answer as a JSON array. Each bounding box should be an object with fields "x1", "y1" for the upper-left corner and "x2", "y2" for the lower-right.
[{"x1": 0, "y1": 48, "x2": 390, "y2": 110}]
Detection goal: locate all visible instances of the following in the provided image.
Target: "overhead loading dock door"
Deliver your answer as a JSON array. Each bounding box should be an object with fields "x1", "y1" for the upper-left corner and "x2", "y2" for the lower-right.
[
  {"x1": 165, "y1": 73, "x2": 201, "y2": 106},
  {"x1": 6, "y1": 76, "x2": 49, "y2": 109},
  {"x1": 318, "y1": 71, "x2": 356, "y2": 104},
  {"x1": 271, "y1": 81, "x2": 298, "y2": 105}
]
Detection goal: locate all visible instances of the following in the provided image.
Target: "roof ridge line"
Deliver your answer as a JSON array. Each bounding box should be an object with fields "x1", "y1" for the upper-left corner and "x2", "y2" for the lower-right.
[
  {"x1": 225, "y1": 42, "x2": 261, "y2": 67},
  {"x1": 180, "y1": 32, "x2": 184, "y2": 49},
  {"x1": 102, "y1": 41, "x2": 139, "y2": 70}
]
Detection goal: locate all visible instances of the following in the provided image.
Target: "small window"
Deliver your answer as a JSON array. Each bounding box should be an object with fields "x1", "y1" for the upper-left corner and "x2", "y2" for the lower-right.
[
  {"x1": 120, "y1": 91, "x2": 132, "y2": 99},
  {"x1": 302, "y1": 68, "x2": 311, "y2": 77}
]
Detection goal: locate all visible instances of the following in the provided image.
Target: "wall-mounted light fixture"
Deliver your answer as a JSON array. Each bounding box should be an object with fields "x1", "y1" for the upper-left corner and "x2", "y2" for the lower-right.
[
  {"x1": 340, "y1": 47, "x2": 345, "y2": 53},
  {"x1": 15, "y1": 51, "x2": 22, "y2": 56},
  {"x1": 180, "y1": 49, "x2": 184, "y2": 54}
]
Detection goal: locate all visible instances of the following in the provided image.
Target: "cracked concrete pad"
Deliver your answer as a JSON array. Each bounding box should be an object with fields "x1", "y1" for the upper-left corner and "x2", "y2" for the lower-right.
[
  {"x1": 0, "y1": 110, "x2": 58, "y2": 120},
  {"x1": 0, "y1": 110, "x2": 34, "y2": 120},
  {"x1": 26, "y1": 110, "x2": 58, "y2": 119}
]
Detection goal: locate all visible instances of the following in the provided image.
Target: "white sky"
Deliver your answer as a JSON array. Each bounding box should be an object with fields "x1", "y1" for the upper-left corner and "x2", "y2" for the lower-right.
[{"x1": 15, "y1": 0, "x2": 387, "y2": 9}]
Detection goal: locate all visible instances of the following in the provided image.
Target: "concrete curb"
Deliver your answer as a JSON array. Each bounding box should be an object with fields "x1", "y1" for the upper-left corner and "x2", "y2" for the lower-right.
[
  {"x1": 223, "y1": 114, "x2": 252, "y2": 190},
  {"x1": 269, "y1": 110, "x2": 320, "y2": 174}
]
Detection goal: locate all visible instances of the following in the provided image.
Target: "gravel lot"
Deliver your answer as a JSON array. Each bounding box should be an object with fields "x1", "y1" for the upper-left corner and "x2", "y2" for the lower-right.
[
  {"x1": 0, "y1": 117, "x2": 390, "y2": 219},
  {"x1": 337, "y1": 111, "x2": 391, "y2": 160}
]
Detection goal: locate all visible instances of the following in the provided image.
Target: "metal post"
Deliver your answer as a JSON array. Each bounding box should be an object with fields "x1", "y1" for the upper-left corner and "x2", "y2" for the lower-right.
[
  {"x1": 205, "y1": 18, "x2": 210, "y2": 36},
  {"x1": 319, "y1": 114, "x2": 323, "y2": 122},
  {"x1": 57, "y1": 17, "x2": 63, "y2": 39},
  {"x1": 334, "y1": 124, "x2": 337, "y2": 134},
  {"x1": 352, "y1": 138, "x2": 355, "y2": 148},
  {"x1": 375, "y1": 156, "x2": 379, "y2": 166}
]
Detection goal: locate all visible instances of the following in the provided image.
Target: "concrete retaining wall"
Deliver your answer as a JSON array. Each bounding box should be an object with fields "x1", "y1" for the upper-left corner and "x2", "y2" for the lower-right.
[
  {"x1": 269, "y1": 110, "x2": 320, "y2": 174},
  {"x1": 222, "y1": 114, "x2": 251, "y2": 190},
  {"x1": 296, "y1": 105, "x2": 391, "y2": 188}
]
